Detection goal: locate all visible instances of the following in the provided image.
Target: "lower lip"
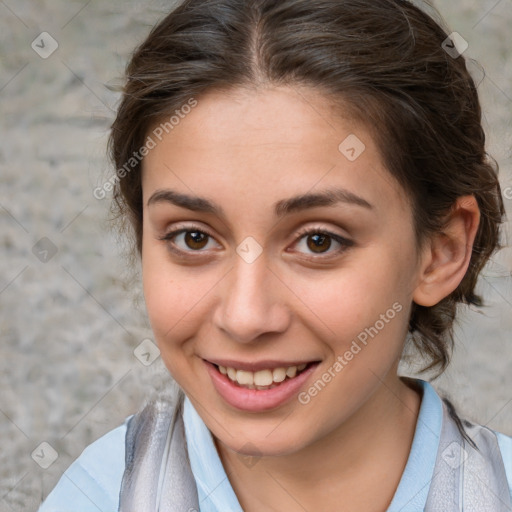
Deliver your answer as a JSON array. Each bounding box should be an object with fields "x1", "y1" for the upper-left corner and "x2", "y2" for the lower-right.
[{"x1": 205, "y1": 361, "x2": 319, "y2": 412}]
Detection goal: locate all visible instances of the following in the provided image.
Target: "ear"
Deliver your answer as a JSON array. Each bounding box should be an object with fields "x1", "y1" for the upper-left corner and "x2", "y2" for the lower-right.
[{"x1": 413, "y1": 195, "x2": 480, "y2": 307}]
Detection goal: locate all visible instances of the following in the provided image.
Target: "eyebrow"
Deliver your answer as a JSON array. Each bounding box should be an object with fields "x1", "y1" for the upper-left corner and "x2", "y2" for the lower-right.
[{"x1": 147, "y1": 187, "x2": 373, "y2": 217}]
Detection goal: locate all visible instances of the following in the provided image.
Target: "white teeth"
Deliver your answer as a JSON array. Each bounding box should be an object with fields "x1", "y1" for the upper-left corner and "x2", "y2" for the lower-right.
[
  {"x1": 236, "y1": 370, "x2": 254, "y2": 386},
  {"x1": 219, "y1": 363, "x2": 310, "y2": 387},
  {"x1": 254, "y1": 369, "x2": 273, "y2": 386},
  {"x1": 272, "y1": 367, "x2": 287, "y2": 382},
  {"x1": 286, "y1": 366, "x2": 297, "y2": 378}
]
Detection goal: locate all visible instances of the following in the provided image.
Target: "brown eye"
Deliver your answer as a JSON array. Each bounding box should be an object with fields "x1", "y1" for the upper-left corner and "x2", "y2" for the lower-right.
[
  {"x1": 159, "y1": 227, "x2": 220, "y2": 254},
  {"x1": 184, "y1": 231, "x2": 209, "y2": 250},
  {"x1": 306, "y1": 233, "x2": 332, "y2": 253},
  {"x1": 292, "y1": 228, "x2": 353, "y2": 259}
]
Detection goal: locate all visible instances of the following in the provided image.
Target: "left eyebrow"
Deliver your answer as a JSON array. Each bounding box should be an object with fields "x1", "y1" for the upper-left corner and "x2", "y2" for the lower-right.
[
  {"x1": 274, "y1": 187, "x2": 373, "y2": 217},
  {"x1": 146, "y1": 186, "x2": 373, "y2": 218}
]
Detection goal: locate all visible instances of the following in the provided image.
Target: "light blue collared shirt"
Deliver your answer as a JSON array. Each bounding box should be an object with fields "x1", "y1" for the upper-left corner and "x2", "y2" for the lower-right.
[
  {"x1": 181, "y1": 379, "x2": 441, "y2": 512},
  {"x1": 38, "y1": 379, "x2": 512, "y2": 512}
]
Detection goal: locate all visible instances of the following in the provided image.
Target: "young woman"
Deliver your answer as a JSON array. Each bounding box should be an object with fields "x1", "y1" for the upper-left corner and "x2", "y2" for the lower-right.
[{"x1": 39, "y1": 0, "x2": 512, "y2": 510}]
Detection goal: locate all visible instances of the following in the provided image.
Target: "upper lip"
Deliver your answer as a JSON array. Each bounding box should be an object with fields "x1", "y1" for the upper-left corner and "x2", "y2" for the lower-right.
[{"x1": 205, "y1": 358, "x2": 320, "y2": 372}]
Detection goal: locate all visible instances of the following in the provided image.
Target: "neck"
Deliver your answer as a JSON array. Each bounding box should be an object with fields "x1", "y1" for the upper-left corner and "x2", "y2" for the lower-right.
[{"x1": 215, "y1": 374, "x2": 422, "y2": 511}]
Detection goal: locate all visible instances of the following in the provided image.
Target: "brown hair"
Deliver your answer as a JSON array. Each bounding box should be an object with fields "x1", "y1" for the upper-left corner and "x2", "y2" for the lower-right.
[{"x1": 108, "y1": 0, "x2": 505, "y2": 375}]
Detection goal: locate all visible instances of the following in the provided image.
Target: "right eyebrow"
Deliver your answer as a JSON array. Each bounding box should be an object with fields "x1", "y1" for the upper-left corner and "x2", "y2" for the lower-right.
[{"x1": 147, "y1": 189, "x2": 224, "y2": 215}]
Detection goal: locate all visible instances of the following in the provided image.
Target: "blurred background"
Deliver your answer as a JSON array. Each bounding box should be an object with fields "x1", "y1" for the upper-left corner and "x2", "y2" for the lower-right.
[{"x1": 0, "y1": 0, "x2": 511, "y2": 510}]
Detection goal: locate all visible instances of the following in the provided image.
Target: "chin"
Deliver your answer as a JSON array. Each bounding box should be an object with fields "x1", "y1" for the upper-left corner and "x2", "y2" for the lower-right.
[{"x1": 211, "y1": 417, "x2": 310, "y2": 457}]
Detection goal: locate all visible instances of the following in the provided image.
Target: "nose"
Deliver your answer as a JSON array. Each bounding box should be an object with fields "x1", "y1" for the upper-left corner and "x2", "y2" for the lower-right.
[{"x1": 213, "y1": 251, "x2": 291, "y2": 344}]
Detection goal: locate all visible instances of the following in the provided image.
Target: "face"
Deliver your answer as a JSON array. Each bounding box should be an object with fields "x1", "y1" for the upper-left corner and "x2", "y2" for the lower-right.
[{"x1": 141, "y1": 85, "x2": 423, "y2": 456}]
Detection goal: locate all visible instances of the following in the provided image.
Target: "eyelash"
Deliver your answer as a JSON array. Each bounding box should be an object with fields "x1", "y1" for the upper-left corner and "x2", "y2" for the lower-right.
[
  {"x1": 158, "y1": 224, "x2": 353, "y2": 260},
  {"x1": 293, "y1": 226, "x2": 353, "y2": 259}
]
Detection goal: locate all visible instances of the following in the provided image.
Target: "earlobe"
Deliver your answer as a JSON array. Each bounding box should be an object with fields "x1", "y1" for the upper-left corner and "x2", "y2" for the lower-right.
[{"x1": 413, "y1": 195, "x2": 480, "y2": 307}]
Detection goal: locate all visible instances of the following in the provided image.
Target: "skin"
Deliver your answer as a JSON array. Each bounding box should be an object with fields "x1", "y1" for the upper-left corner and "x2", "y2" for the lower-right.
[{"x1": 140, "y1": 85, "x2": 480, "y2": 511}]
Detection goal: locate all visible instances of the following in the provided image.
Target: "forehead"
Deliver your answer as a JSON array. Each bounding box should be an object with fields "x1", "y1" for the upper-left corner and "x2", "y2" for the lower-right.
[{"x1": 141, "y1": 86, "x2": 410, "y2": 220}]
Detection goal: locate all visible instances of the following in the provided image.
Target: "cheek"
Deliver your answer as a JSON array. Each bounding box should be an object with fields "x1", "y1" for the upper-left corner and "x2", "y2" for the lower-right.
[
  {"x1": 141, "y1": 262, "x2": 197, "y2": 382},
  {"x1": 141, "y1": 242, "x2": 186, "y2": 343},
  {"x1": 140, "y1": 243, "x2": 219, "y2": 357},
  {"x1": 290, "y1": 262, "x2": 409, "y2": 343}
]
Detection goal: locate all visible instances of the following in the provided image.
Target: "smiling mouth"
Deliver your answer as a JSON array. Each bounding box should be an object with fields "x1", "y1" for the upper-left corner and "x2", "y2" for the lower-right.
[{"x1": 213, "y1": 362, "x2": 317, "y2": 390}]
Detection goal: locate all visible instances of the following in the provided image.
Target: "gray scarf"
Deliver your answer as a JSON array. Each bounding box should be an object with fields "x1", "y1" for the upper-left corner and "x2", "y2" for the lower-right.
[
  {"x1": 119, "y1": 385, "x2": 511, "y2": 511},
  {"x1": 118, "y1": 383, "x2": 199, "y2": 511}
]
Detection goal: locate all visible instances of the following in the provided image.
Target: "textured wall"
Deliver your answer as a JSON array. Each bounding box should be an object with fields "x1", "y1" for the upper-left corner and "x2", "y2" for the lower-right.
[{"x1": 0, "y1": 0, "x2": 510, "y2": 510}]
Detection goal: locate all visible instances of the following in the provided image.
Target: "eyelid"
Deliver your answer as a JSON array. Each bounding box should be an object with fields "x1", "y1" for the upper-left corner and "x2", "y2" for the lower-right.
[
  {"x1": 290, "y1": 225, "x2": 354, "y2": 258},
  {"x1": 294, "y1": 224, "x2": 351, "y2": 241},
  {"x1": 157, "y1": 223, "x2": 221, "y2": 255},
  {"x1": 158, "y1": 221, "x2": 215, "y2": 239}
]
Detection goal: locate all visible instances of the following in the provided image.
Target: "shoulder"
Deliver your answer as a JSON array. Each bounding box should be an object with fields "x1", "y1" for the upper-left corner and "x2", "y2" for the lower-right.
[
  {"x1": 419, "y1": 380, "x2": 512, "y2": 504},
  {"x1": 495, "y1": 429, "x2": 512, "y2": 499},
  {"x1": 37, "y1": 416, "x2": 131, "y2": 512},
  {"x1": 459, "y1": 413, "x2": 512, "y2": 504}
]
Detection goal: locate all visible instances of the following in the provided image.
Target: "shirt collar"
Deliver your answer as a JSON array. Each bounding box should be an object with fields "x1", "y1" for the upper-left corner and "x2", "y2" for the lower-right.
[
  {"x1": 183, "y1": 398, "x2": 244, "y2": 511},
  {"x1": 386, "y1": 378, "x2": 443, "y2": 511},
  {"x1": 183, "y1": 378, "x2": 443, "y2": 512}
]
